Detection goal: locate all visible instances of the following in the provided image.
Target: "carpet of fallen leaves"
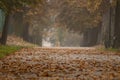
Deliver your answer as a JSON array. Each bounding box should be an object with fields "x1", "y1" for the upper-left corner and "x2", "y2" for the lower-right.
[
  {"x1": 7, "y1": 35, "x2": 37, "y2": 47},
  {"x1": 0, "y1": 47, "x2": 120, "y2": 80}
]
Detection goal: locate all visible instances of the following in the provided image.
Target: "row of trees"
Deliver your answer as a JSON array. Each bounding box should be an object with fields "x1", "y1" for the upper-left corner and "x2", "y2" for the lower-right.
[
  {"x1": 0, "y1": 0, "x2": 43, "y2": 45},
  {"x1": 48, "y1": 0, "x2": 120, "y2": 48},
  {"x1": 104, "y1": 0, "x2": 120, "y2": 48},
  {"x1": 0, "y1": 0, "x2": 120, "y2": 48}
]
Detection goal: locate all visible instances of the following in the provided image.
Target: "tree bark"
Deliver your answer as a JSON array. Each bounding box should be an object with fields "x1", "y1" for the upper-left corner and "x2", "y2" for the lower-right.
[
  {"x1": 113, "y1": 0, "x2": 120, "y2": 48},
  {"x1": 23, "y1": 22, "x2": 29, "y2": 41},
  {"x1": 102, "y1": 4, "x2": 116, "y2": 48},
  {"x1": 81, "y1": 27, "x2": 99, "y2": 47},
  {"x1": 38, "y1": 34, "x2": 42, "y2": 46},
  {"x1": 12, "y1": 12, "x2": 24, "y2": 37},
  {"x1": 0, "y1": 13, "x2": 10, "y2": 45}
]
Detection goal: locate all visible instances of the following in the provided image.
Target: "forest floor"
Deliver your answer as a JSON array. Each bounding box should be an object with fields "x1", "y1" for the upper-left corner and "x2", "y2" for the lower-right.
[
  {"x1": 7, "y1": 35, "x2": 38, "y2": 47},
  {"x1": 0, "y1": 47, "x2": 120, "y2": 80}
]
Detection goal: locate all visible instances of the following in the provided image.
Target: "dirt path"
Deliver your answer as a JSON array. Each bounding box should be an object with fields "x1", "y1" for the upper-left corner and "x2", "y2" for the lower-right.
[{"x1": 0, "y1": 47, "x2": 120, "y2": 80}]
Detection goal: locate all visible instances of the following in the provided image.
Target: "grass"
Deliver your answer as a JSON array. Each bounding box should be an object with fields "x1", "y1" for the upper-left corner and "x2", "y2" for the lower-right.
[
  {"x1": 98, "y1": 47, "x2": 120, "y2": 52},
  {"x1": 105, "y1": 48, "x2": 120, "y2": 52},
  {"x1": 0, "y1": 45, "x2": 22, "y2": 58}
]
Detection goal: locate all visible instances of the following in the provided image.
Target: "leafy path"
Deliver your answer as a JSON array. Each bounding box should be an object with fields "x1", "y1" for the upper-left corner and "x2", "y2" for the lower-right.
[{"x1": 0, "y1": 47, "x2": 120, "y2": 80}]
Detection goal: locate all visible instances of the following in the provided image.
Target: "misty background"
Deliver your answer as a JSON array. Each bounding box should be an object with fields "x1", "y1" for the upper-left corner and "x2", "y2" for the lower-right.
[{"x1": 0, "y1": 0, "x2": 118, "y2": 48}]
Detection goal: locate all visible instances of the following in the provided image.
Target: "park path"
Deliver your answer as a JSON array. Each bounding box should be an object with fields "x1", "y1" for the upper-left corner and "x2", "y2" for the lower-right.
[{"x1": 0, "y1": 47, "x2": 120, "y2": 80}]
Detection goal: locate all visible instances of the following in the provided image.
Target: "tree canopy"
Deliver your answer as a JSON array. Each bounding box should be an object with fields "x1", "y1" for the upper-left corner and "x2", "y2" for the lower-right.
[
  {"x1": 0, "y1": 0, "x2": 43, "y2": 14},
  {"x1": 50, "y1": 0, "x2": 116, "y2": 33}
]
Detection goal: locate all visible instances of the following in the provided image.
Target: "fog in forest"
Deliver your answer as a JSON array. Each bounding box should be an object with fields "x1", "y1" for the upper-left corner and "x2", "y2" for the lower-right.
[{"x1": 0, "y1": 0, "x2": 119, "y2": 48}]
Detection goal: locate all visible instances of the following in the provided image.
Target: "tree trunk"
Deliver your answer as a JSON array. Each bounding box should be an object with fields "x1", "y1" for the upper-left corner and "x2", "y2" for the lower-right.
[
  {"x1": 12, "y1": 12, "x2": 24, "y2": 37},
  {"x1": 102, "y1": 4, "x2": 116, "y2": 48},
  {"x1": 23, "y1": 22, "x2": 29, "y2": 41},
  {"x1": 39, "y1": 34, "x2": 42, "y2": 46},
  {"x1": 113, "y1": 0, "x2": 120, "y2": 48},
  {"x1": 97, "y1": 25, "x2": 102, "y2": 44},
  {"x1": 102, "y1": 6, "x2": 111, "y2": 48},
  {"x1": 0, "y1": 13, "x2": 10, "y2": 45},
  {"x1": 81, "y1": 27, "x2": 99, "y2": 47},
  {"x1": 80, "y1": 30, "x2": 88, "y2": 46}
]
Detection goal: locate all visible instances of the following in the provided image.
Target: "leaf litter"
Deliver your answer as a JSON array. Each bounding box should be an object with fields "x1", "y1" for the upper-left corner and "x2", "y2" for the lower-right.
[{"x1": 0, "y1": 47, "x2": 120, "y2": 80}]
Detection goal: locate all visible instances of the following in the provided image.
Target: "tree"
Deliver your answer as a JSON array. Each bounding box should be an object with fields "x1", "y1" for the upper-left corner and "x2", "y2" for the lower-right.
[
  {"x1": 0, "y1": 0, "x2": 42, "y2": 45},
  {"x1": 112, "y1": 0, "x2": 120, "y2": 48},
  {"x1": 47, "y1": 0, "x2": 103, "y2": 46},
  {"x1": 23, "y1": 1, "x2": 50, "y2": 46},
  {"x1": 87, "y1": 0, "x2": 120, "y2": 48}
]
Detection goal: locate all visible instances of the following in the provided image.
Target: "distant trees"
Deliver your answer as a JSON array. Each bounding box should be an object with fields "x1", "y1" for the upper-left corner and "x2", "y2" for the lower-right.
[
  {"x1": 83, "y1": 0, "x2": 120, "y2": 48},
  {"x1": 21, "y1": 2, "x2": 47, "y2": 46},
  {"x1": 0, "y1": 0, "x2": 120, "y2": 48},
  {"x1": 49, "y1": 0, "x2": 120, "y2": 48},
  {"x1": 0, "y1": 0, "x2": 43, "y2": 45},
  {"x1": 48, "y1": 0, "x2": 102, "y2": 46}
]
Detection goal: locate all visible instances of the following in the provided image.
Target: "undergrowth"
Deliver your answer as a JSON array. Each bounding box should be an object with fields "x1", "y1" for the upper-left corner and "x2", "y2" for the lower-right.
[{"x1": 0, "y1": 45, "x2": 22, "y2": 58}]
